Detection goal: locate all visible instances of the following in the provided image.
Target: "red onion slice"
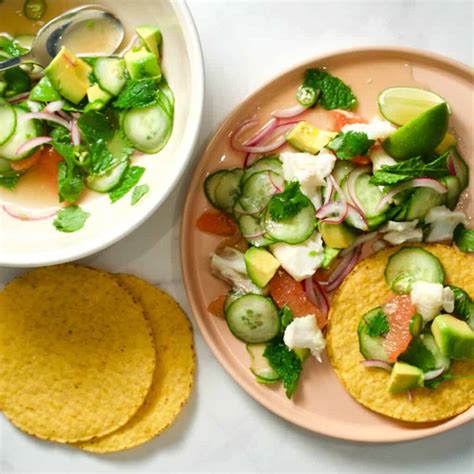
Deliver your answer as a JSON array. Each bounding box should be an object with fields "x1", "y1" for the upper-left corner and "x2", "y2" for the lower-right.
[
  {"x1": 268, "y1": 171, "x2": 283, "y2": 192},
  {"x1": 6, "y1": 92, "x2": 30, "y2": 104},
  {"x1": 303, "y1": 278, "x2": 329, "y2": 323},
  {"x1": 316, "y1": 200, "x2": 348, "y2": 224},
  {"x1": 407, "y1": 390, "x2": 413, "y2": 402},
  {"x1": 447, "y1": 154, "x2": 456, "y2": 176},
  {"x1": 346, "y1": 165, "x2": 371, "y2": 212},
  {"x1": 340, "y1": 231, "x2": 379, "y2": 256},
  {"x1": 329, "y1": 174, "x2": 347, "y2": 204},
  {"x1": 323, "y1": 176, "x2": 334, "y2": 205},
  {"x1": 360, "y1": 359, "x2": 393, "y2": 371},
  {"x1": 20, "y1": 111, "x2": 70, "y2": 129},
  {"x1": 376, "y1": 178, "x2": 447, "y2": 212},
  {"x1": 322, "y1": 246, "x2": 361, "y2": 292},
  {"x1": 423, "y1": 367, "x2": 445, "y2": 381},
  {"x1": 44, "y1": 100, "x2": 65, "y2": 113},
  {"x1": 346, "y1": 203, "x2": 368, "y2": 230},
  {"x1": 70, "y1": 120, "x2": 81, "y2": 146},
  {"x1": 2, "y1": 203, "x2": 58, "y2": 222},
  {"x1": 272, "y1": 103, "x2": 307, "y2": 119},
  {"x1": 243, "y1": 117, "x2": 278, "y2": 146},
  {"x1": 16, "y1": 136, "x2": 52, "y2": 156}
]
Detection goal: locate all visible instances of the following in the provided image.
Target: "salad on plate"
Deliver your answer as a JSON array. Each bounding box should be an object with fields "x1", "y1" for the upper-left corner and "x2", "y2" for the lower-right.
[{"x1": 197, "y1": 67, "x2": 473, "y2": 400}]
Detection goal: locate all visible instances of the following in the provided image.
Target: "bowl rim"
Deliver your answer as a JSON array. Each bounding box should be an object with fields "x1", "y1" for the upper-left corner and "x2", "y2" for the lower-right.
[
  {"x1": 180, "y1": 45, "x2": 474, "y2": 443},
  {"x1": 0, "y1": 0, "x2": 205, "y2": 268}
]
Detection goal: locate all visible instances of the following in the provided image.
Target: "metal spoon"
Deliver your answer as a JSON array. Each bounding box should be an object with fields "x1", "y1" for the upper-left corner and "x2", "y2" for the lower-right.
[{"x1": 0, "y1": 4, "x2": 124, "y2": 72}]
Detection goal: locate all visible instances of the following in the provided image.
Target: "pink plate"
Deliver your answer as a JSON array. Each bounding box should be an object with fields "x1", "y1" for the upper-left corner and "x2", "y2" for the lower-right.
[{"x1": 181, "y1": 47, "x2": 473, "y2": 442}]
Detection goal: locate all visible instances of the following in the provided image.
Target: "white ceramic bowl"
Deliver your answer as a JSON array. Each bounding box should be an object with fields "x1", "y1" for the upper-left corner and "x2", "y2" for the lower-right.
[{"x1": 0, "y1": 0, "x2": 204, "y2": 267}]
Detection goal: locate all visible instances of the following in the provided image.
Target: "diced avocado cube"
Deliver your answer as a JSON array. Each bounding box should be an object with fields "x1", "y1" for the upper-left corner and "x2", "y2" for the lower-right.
[
  {"x1": 244, "y1": 247, "x2": 280, "y2": 288},
  {"x1": 388, "y1": 362, "x2": 424, "y2": 393},
  {"x1": 293, "y1": 347, "x2": 310, "y2": 362},
  {"x1": 320, "y1": 222, "x2": 355, "y2": 249},
  {"x1": 86, "y1": 83, "x2": 112, "y2": 109},
  {"x1": 286, "y1": 121, "x2": 337, "y2": 154},
  {"x1": 321, "y1": 247, "x2": 340, "y2": 269},
  {"x1": 136, "y1": 25, "x2": 161, "y2": 58},
  {"x1": 30, "y1": 76, "x2": 62, "y2": 102},
  {"x1": 45, "y1": 47, "x2": 92, "y2": 104},
  {"x1": 431, "y1": 314, "x2": 474, "y2": 359},
  {"x1": 435, "y1": 132, "x2": 457, "y2": 155},
  {"x1": 124, "y1": 48, "x2": 161, "y2": 80}
]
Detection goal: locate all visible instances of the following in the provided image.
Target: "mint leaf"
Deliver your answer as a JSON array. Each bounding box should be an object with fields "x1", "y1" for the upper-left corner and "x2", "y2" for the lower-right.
[
  {"x1": 268, "y1": 181, "x2": 310, "y2": 221},
  {"x1": 370, "y1": 153, "x2": 449, "y2": 186},
  {"x1": 364, "y1": 308, "x2": 389, "y2": 337},
  {"x1": 263, "y1": 339, "x2": 302, "y2": 398},
  {"x1": 109, "y1": 166, "x2": 145, "y2": 203},
  {"x1": 53, "y1": 205, "x2": 90, "y2": 233},
  {"x1": 399, "y1": 337, "x2": 436, "y2": 372},
  {"x1": 303, "y1": 68, "x2": 357, "y2": 110},
  {"x1": 77, "y1": 110, "x2": 115, "y2": 143},
  {"x1": 131, "y1": 184, "x2": 149, "y2": 205},
  {"x1": 0, "y1": 170, "x2": 22, "y2": 189},
  {"x1": 449, "y1": 285, "x2": 474, "y2": 322},
  {"x1": 57, "y1": 162, "x2": 84, "y2": 203},
  {"x1": 113, "y1": 79, "x2": 158, "y2": 109},
  {"x1": 0, "y1": 36, "x2": 27, "y2": 58},
  {"x1": 454, "y1": 224, "x2": 474, "y2": 253},
  {"x1": 327, "y1": 131, "x2": 374, "y2": 159}
]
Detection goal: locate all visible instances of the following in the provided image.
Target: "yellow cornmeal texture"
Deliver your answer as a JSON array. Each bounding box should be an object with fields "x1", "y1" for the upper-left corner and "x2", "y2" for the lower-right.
[
  {"x1": 75, "y1": 274, "x2": 195, "y2": 453},
  {"x1": 0, "y1": 265, "x2": 156, "y2": 443},
  {"x1": 327, "y1": 244, "x2": 474, "y2": 422}
]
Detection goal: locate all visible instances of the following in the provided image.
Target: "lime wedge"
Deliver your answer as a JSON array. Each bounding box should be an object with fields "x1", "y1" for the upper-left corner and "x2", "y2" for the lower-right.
[
  {"x1": 378, "y1": 87, "x2": 449, "y2": 126},
  {"x1": 382, "y1": 102, "x2": 449, "y2": 160}
]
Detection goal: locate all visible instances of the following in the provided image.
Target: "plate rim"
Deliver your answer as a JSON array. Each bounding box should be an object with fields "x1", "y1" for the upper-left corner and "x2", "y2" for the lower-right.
[
  {"x1": 0, "y1": 0, "x2": 205, "y2": 267},
  {"x1": 180, "y1": 45, "x2": 474, "y2": 443}
]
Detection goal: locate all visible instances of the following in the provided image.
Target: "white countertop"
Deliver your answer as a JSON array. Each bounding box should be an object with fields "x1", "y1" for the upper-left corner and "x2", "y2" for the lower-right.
[{"x1": 1, "y1": 1, "x2": 473, "y2": 472}]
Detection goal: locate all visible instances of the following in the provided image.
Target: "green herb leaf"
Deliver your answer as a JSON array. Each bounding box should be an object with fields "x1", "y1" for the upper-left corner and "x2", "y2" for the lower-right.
[
  {"x1": 51, "y1": 125, "x2": 72, "y2": 144},
  {"x1": 327, "y1": 131, "x2": 375, "y2": 160},
  {"x1": 131, "y1": 184, "x2": 149, "y2": 205},
  {"x1": 77, "y1": 110, "x2": 115, "y2": 143},
  {"x1": 399, "y1": 337, "x2": 436, "y2": 373},
  {"x1": 268, "y1": 181, "x2": 310, "y2": 221},
  {"x1": 449, "y1": 285, "x2": 474, "y2": 322},
  {"x1": 364, "y1": 308, "x2": 389, "y2": 337},
  {"x1": 370, "y1": 153, "x2": 449, "y2": 186},
  {"x1": 424, "y1": 372, "x2": 454, "y2": 390},
  {"x1": 263, "y1": 339, "x2": 302, "y2": 398},
  {"x1": 453, "y1": 224, "x2": 474, "y2": 253},
  {"x1": 280, "y1": 306, "x2": 294, "y2": 330},
  {"x1": 302, "y1": 68, "x2": 357, "y2": 110},
  {"x1": 29, "y1": 76, "x2": 62, "y2": 102},
  {"x1": 113, "y1": 79, "x2": 158, "y2": 109},
  {"x1": 109, "y1": 166, "x2": 145, "y2": 203},
  {"x1": 57, "y1": 162, "x2": 84, "y2": 203},
  {"x1": 0, "y1": 36, "x2": 27, "y2": 58},
  {"x1": 53, "y1": 205, "x2": 90, "y2": 233},
  {"x1": 0, "y1": 169, "x2": 22, "y2": 189},
  {"x1": 4, "y1": 67, "x2": 31, "y2": 95}
]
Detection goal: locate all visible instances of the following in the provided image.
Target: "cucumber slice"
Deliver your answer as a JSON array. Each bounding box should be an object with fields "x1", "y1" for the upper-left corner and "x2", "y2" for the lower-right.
[
  {"x1": 238, "y1": 214, "x2": 275, "y2": 247},
  {"x1": 204, "y1": 170, "x2": 227, "y2": 208},
  {"x1": 213, "y1": 169, "x2": 243, "y2": 213},
  {"x1": 441, "y1": 175, "x2": 461, "y2": 210},
  {"x1": 156, "y1": 82, "x2": 174, "y2": 117},
  {"x1": 332, "y1": 160, "x2": 355, "y2": 184},
  {"x1": 385, "y1": 247, "x2": 445, "y2": 294},
  {"x1": 226, "y1": 294, "x2": 280, "y2": 343},
  {"x1": 264, "y1": 199, "x2": 316, "y2": 244},
  {"x1": 0, "y1": 103, "x2": 16, "y2": 146},
  {"x1": 246, "y1": 343, "x2": 280, "y2": 382},
  {"x1": 0, "y1": 107, "x2": 39, "y2": 160},
  {"x1": 224, "y1": 291, "x2": 243, "y2": 314},
  {"x1": 450, "y1": 148, "x2": 469, "y2": 190},
  {"x1": 422, "y1": 333, "x2": 451, "y2": 372},
  {"x1": 240, "y1": 170, "x2": 284, "y2": 214},
  {"x1": 86, "y1": 160, "x2": 128, "y2": 192},
  {"x1": 241, "y1": 155, "x2": 283, "y2": 183},
  {"x1": 404, "y1": 186, "x2": 446, "y2": 221},
  {"x1": 357, "y1": 309, "x2": 390, "y2": 363},
  {"x1": 123, "y1": 103, "x2": 172, "y2": 153},
  {"x1": 354, "y1": 173, "x2": 389, "y2": 218},
  {"x1": 94, "y1": 57, "x2": 128, "y2": 96}
]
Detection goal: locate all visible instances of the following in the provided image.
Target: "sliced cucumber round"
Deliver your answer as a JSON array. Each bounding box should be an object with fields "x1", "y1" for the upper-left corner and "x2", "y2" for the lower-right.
[
  {"x1": 238, "y1": 214, "x2": 275, "y2": 247},
  {"x1": 357, "y1": 309, "x2": 390, "y2": 363},
  {"x1": 0, "y1": 107, "x2": 40, "y2": 160},
  {"x1": 449, "y1": 148, "x2": 469, "y2": 190},
  {"x1": 241, "y1": 155, "x2": 283, "y2": 183},
  {"x1": 0, "y1": 103, "x2": 16, "y2": 146},
  {"x1": 86, "y1": 160, "x2": 128, "y2": 192},
  {"x1": 240, "y1": 170, "x2": 284, "y2": 214},
  {"x1": 264, "y1": 199, "x2": 316, "y2": 244},
  {"x1": 385, "y1": 247, "x2": 445, "y2": 294},
  {"x1": 441, "y1": 175, "x2": 461, "y2": 210},
  {"x1": 204, "y1": 170, "x2": 227, "y2": 208},
  {"x1": 354, "y1": 173, "x2": 390, "y2": 218},
  {"x1": 226, "y1": 294, "x2": 280, "y2": 343},
  {"x1": 213, "y1": 169, "x2": 243, "y2": 213},
  {"x1": 246, "y1": 343, "x2": 280, "y2": 382},
  {"x1": 123, "y1": 103, "x2": 172, "y2": 153},
  {"x1": 404, "y1": 186, "x2": 446, "y2": 221},
  {"x1": 94, "y1": 57, "x2": 128, "y2": 96}
]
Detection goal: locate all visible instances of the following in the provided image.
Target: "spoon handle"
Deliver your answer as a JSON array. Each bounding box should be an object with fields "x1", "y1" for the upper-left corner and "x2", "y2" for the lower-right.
[{"x1": 0, "y1": 52, "x2": 38, "y2": 72}]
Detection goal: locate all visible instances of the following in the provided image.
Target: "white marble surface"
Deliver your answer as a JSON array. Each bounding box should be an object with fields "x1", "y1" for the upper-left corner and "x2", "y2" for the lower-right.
[{"x1": 1, "y1": 0, "x2": 474, "y2": 472}]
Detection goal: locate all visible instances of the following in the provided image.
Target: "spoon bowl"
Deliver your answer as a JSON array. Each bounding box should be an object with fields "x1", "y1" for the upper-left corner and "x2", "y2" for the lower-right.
[{"x1": 0, "y1": 4, "x2": 124, "y2": 71}]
